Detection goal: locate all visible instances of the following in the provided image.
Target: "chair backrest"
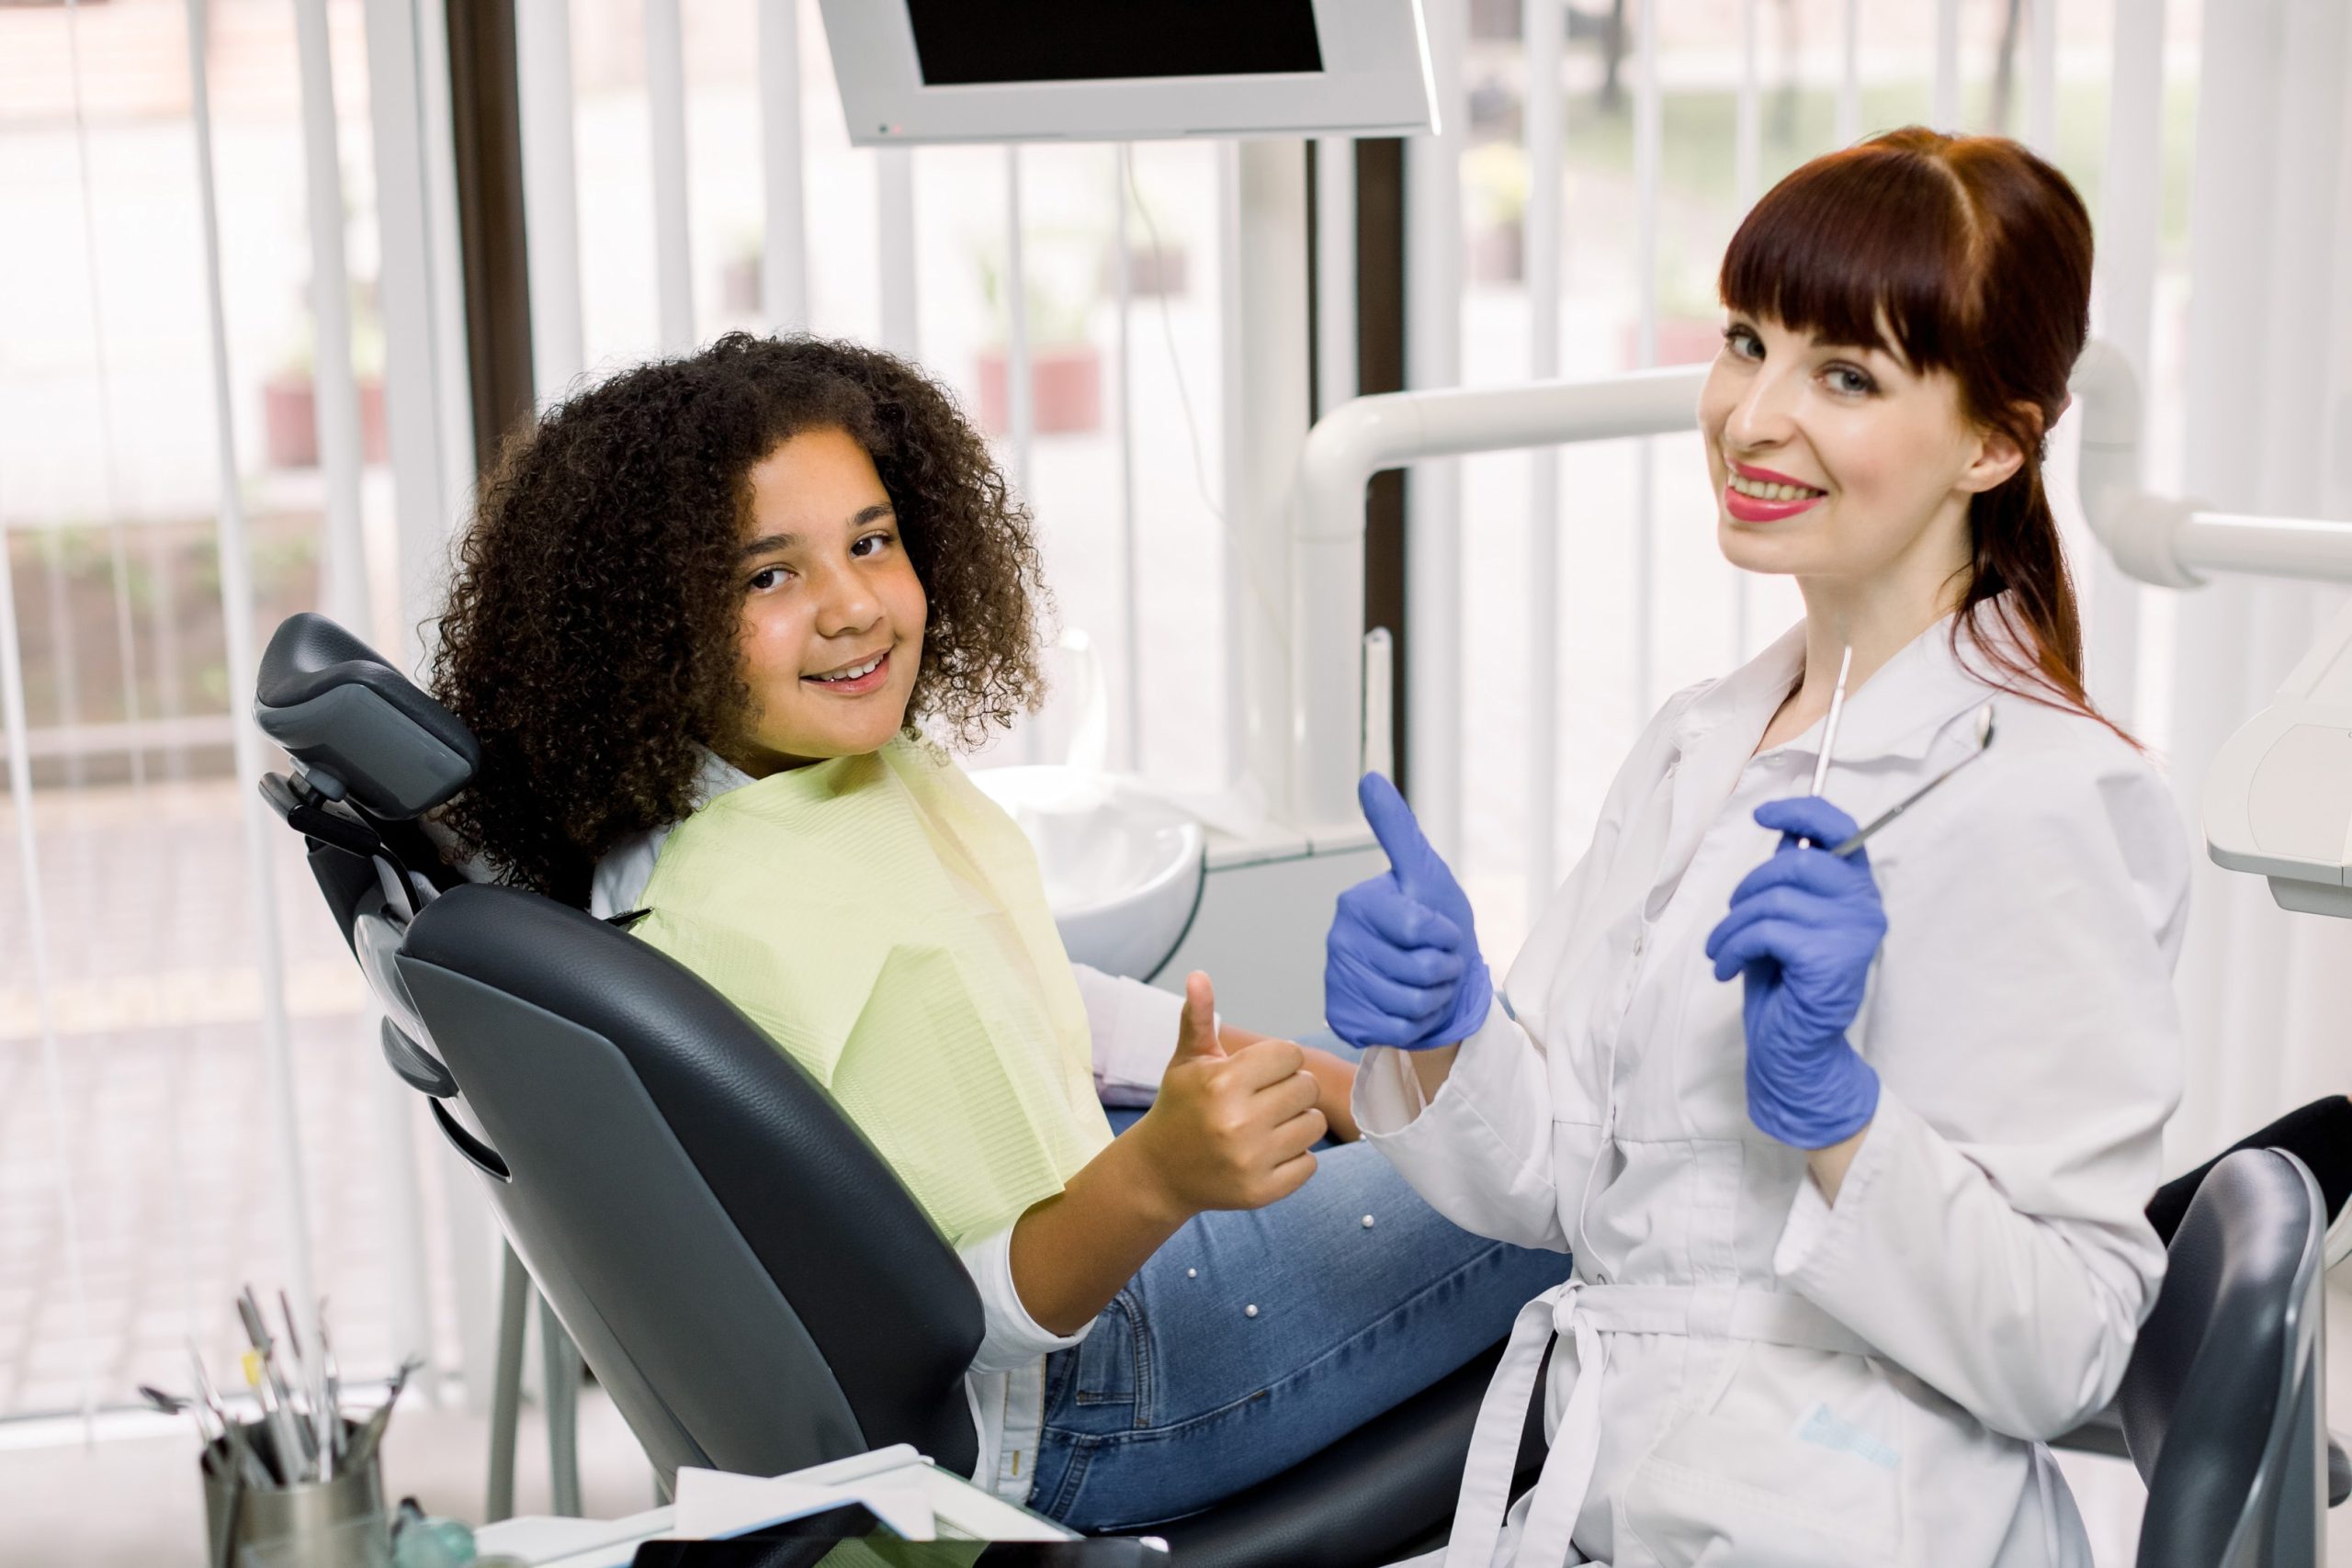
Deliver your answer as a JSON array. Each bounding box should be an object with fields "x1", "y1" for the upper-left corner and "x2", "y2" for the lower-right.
[
  {"x1": 397, "y1": 886, "x2": 983, "y2": 1482},
  {"x1": 251, "y1": 614, "x2": 984, "y2": 1483},
  {"x1": 2120, "y1": 1146, "x2": 2326, "y2": 1568}
]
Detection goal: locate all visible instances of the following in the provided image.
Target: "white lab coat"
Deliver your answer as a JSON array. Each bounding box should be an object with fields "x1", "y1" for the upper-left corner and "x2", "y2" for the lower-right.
[{"x1": 1357, "y1": 610, "x2": 2187, "y2": 1567}]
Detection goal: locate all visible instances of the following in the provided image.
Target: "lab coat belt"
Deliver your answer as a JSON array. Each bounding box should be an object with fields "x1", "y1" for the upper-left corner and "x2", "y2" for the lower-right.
[
  {"x1": 1443, "y1": 1280, "x2": 1873, "y2": 1568},
  {"x1": 1566, "y1": 1282, "x2": 1873, "y2": 1357}
]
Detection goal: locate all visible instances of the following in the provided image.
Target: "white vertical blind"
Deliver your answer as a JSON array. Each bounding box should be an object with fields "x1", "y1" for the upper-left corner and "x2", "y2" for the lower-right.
[
  {"x1": 63, "y1": 0, "x2": 145, "y2": 792},
  {"x1": 1214, "y1": 142, "x2": 1250, "y2": 782},
  {"x1": 294, "y1": 0, "x2": 371, "y2": 637},
  {"x1": 2028, "y1": 0, "x2": 2060, "y2": 153},
  {"x1": 758, "y1": 0, "x2": 809, "y2": 333},
  {"x1": 1630, "y1": 0, "x2": 1661, "y2": 720},
  {"x1": 362, "y1": 0, "x2": 465, "y2": 1382},
  {"x1": 1405, "y1": 0, "x2": 1465, "y2": 857},
  {"x1": 1113, "y1": 147, "x2": 1140, "y2": 770},
  {"x1": 1837, "y1": 0, "x2": 1861, "y2": 147},
  {"x1": 2086, "y1": 0, "x2": 2167, "y2": 725},
  {"x1": 1934, "y1": 0, "x2": 1963, "y2": 128},
  {"x1": 1523, "y1": 0, "x2": 1564, "y2": 916},
  {"x1": 0, "y1": 491, "x2": 96, "y2": 1432},
  {"x1": 876, "y1": 149, "x2": 918, "y2": 357},
  {"x1": 516, "y1": 0, "x2": 585, "y2": 404},
  {"x1": 183, "y1": 0, "x2": 319, "y2": 1344},
  {"x1": 1001, "y1": 147, "x2": 1034, "y2": 498},
  {"x1": 413, "y1": 0, "x2": 478, "y2": 537},
  {"x1": 404, "y1": 0, "x2": 496, "y2": 1415},
  {"x1": 646, "y1": 0, "x2": 695, "y2": 353},
  {"x1": 1732, "y1": 0, "x2": 1760, "y2": 661}
]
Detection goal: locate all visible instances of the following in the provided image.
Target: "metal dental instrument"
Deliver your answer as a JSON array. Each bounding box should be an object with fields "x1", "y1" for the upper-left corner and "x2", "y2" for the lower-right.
[
  {"x1": 191, "y1": 1339, "x2": 273, "y2": 1489},
  {"x1": 1795, "y1": 642, "x2": 1855, "y2": 849},
  {"x1": 137, "y1": 1383, "x2": 190, "y2": 1418},
  {"x1": 318, "y1": 1310, "x2": 345, "y2": 1466},
  {"x1": 238, "y1": 1286, "x2": 313, "y2": 1477},
  {"x1": 281, "y1": 1289, "x2": 334, "y2": 1479},
  {"x1": 1831, "y1": 703, "x2": 1998, "y2": 858},
  {"x1": 1809, "y1": 644, "x2": 1855, "y2": 797}
]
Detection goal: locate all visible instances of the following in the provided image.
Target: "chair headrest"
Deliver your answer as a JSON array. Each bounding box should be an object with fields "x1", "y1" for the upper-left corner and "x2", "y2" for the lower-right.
[{"x1": 254, "y1": 614, "x2": 481, "y2": 820}]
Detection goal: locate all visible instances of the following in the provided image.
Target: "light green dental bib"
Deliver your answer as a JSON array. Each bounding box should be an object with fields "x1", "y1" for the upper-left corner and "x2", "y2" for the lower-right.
[{"x1": 632, "y1": 738, "x2": 1112, "y2": 1249}]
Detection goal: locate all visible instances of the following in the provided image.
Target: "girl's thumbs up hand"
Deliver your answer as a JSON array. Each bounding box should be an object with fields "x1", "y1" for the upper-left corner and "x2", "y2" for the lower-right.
[
  {"x1": 1324, "y1": 774, "x2": 1493, "y2": 1051},
  {"x1": 1128, "y1": 972, "x2": 1323, "y2": 1221}
]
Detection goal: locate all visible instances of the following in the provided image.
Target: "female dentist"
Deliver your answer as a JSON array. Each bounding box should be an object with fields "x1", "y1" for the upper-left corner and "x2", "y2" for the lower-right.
[{"x1": 1326, "y1": 130, "x2": 2188, "y2": 1566}]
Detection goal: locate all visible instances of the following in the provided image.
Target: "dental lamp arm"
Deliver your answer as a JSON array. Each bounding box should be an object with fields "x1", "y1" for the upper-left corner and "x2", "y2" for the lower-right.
[{"x1": 2069, "y1": 339, "x2": 2352, "y2": 591}]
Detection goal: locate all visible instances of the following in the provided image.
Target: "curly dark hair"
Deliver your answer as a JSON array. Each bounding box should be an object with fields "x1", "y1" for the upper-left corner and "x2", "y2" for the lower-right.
[{"x1": 431, "y1": 333, "x2": 1050, "y2": 905}]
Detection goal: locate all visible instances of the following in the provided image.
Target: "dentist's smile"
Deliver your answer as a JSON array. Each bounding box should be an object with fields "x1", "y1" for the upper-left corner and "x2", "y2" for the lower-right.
[{"x1": 1724, "y1": 457, "x2": 1827, "y2": 524}]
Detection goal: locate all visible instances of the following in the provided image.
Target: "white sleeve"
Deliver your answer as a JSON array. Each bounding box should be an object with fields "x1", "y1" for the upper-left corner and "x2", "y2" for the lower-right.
[
  {"x1": 1353, "y1": 1006, "x2": 1573, "y2": 1253},
  {"x1": 1773, "y1": 744, "x2": 2187, "y2": 1440},
  {"x1": 956, "y1": 1226, "x2": 1092, "y2": 1374},
  {"x1": 1073, "y1": 964, "x2": 1184, "y2": 1108},
  {"x1": 589, "y1": 826, "x2": 667, "y2": 919}
]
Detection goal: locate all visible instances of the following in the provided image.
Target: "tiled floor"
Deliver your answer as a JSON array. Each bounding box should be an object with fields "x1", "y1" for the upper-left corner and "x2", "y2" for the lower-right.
[{"x1": 0, "y1": 779, "x2": 457, "y2": 1421}]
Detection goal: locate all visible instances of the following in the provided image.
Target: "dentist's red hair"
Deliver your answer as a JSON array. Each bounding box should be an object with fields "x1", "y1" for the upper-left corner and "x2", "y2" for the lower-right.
[{"x1": 1719, "y1": 127, "x2": 2132, "y2": 745}]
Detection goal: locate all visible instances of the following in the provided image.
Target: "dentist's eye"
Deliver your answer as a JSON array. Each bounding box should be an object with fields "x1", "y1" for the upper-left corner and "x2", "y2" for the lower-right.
[
  {"x1": 1723, "y1": 324, "x2": 1763, "y2": 360},
  {"x1": 1825, "y1": 364, "x2": 1877, "y2": 397}
]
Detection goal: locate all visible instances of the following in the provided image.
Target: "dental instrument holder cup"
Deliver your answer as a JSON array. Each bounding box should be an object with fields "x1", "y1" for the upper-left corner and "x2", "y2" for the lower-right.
[{"x1": 201, "y1": 1416, "x2": 388, "y2": 1568}]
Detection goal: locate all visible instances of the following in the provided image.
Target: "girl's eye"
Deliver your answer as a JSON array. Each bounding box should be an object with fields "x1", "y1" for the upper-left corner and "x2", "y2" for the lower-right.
[
  {"x1": 852, "y1": 531, "x2": 895, "y2": 558},
  {"x1": 1723, "y1": 324, "x2": 1763, "y2": 360},
  {"x1": 1825, "y1": 364, "x2": 1877, "y2": 397},
  {"x1": 749, "y1": 565, "x2": 791, "y2": 592}
]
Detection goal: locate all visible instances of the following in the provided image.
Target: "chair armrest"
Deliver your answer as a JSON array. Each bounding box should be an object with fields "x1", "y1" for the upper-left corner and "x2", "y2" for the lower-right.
[{"x1": 2052, "y1": 1405, "x2": 2349, "y2": 1508}]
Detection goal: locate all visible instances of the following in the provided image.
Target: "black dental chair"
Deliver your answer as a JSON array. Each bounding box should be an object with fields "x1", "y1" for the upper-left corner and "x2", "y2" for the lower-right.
[
  {"x1": 2118, "y1": 1146, "x2": 2332, "y2": 1567},
  {"x1": 254, "y1": 612, "x2": 1544, "y2": 1566}
]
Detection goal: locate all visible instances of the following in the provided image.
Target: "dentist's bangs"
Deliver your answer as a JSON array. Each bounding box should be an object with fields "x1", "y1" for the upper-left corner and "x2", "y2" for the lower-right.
[{"x1": 1718, "y1": 130, "x2": 1984, "y2": 373}]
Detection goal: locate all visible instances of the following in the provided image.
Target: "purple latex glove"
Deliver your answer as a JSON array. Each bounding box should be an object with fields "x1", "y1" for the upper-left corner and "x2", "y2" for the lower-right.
[
  {"x1": 1704, "y1": 796, "x2": 1885, "y2": 1149},
  {"x1": 1323, "y1": 773, "x2": 1493, "y2": 1051}
]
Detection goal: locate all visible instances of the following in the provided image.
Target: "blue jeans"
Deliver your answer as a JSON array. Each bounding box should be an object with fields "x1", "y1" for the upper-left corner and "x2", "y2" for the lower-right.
[{"x1": 1026, "y1": 1136, "x2": 1571, "y2": 1530}]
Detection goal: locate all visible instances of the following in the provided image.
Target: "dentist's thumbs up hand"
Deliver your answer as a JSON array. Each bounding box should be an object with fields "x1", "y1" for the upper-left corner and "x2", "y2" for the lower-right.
[{"x1": 1324, "y1": 773, "x2": 1493, "y2": 1051}]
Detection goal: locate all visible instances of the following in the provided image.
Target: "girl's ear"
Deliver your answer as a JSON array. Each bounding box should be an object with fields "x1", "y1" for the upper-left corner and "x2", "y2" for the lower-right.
[{"x1": 1956, "y1": 408, "x2": 2035, "y2": 496}]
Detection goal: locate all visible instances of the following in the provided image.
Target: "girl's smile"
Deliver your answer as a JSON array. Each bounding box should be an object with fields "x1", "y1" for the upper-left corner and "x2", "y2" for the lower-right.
[{"x1": 803, "y1": 646, "x2": 894, "y2": 695}]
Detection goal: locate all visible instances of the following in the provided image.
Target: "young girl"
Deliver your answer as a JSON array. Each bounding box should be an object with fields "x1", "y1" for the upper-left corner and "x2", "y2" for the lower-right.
[
  {"x1": 430, "y1": 334, "x2": 1568, "y2": 1529},
  {"x1": 1326, "y1": 130, "x2": 2186, "y2": 1565}
]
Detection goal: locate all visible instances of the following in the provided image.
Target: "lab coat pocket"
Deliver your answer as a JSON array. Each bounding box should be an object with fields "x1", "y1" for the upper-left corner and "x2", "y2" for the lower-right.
[{"x1": 1618, "y1": 1348, "x2": 1902, "y2": 1567}]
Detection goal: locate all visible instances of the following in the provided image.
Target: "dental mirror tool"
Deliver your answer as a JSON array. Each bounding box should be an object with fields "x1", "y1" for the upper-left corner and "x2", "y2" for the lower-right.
[
  {"x1": 1831, "y1": 703, "x2": 1998, "y2": 858},
  {"x1": 1794, "y1": 642, "x2": 1855, "y2": 848}
]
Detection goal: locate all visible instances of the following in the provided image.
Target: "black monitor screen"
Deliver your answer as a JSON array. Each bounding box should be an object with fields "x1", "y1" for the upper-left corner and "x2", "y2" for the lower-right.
[{"x1": 906, "y1": 1, "x2": 1324, "y2": 86}]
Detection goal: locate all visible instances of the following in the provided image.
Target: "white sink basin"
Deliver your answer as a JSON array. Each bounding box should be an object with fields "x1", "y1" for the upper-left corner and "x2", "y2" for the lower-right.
[{"x1": 972, "y1": 765, "x2": 1206, "y2": 980}]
